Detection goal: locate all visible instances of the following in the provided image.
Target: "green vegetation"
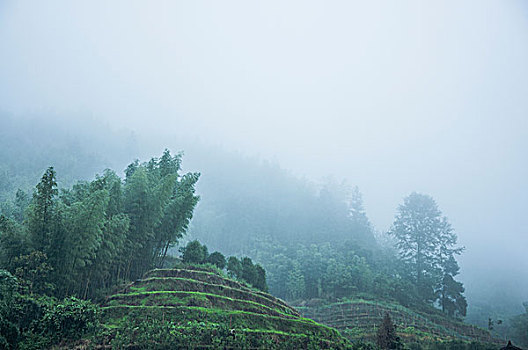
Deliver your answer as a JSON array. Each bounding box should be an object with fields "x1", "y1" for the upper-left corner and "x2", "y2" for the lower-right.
[
  {"x1": 0, "y1": 151, "x2": 202, "y2": 348},
  {"x1": 0, "y1": 270, "x2": 100, "y2": 349},
  {"x1": 389, "y1": 193, "x2": 466, "y2": 317},
  {"x1": 1, "y1": 150, "x2": 199, "y2": 300},
  {"x1": 297, "y1": 298, "x2": 497, "y2": 348},
  {"x1": 101, "y1": 265, "x2": 353, "y2": 349},
  {"x1": 0, "y1": 143, "x2": 507, "y2": 348},
  {"x1": 510, "y1": 303, "x2": 528, "y2": 347},
  {"x1": 180, "y1": 240, "x2": 268, "y2": 292},
  {"x1": 249, "y1": 192, "x2": 467, "y2": 320}
]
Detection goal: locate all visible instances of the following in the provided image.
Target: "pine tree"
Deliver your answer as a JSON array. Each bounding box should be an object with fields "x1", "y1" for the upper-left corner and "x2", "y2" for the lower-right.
[
  {"x1": 389, "y1": 192, "x2": 464, "y2": 303},
  {"x1": 349, "y1": 186, "x2": 373, "y2": 239},
  {"x1": 436, "y1": 218, "x2": 466, "y2": 317},
  {"x1": 376, "y1": 313, "x2": 403, "y2": 350},
  {"x1": 438, "y1": 255, "x2": 467, "y2": 318}
]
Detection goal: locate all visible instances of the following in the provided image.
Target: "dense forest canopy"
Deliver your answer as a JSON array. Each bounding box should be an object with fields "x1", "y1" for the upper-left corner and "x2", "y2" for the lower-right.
[{"x1": 1, "y1": 150, "x2": 199, "y2": 299}]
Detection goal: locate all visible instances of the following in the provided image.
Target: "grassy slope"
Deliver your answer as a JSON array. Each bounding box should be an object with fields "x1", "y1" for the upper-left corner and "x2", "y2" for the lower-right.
[
  {"x1": 101, "y1": 265, "x2": 352, "y2": 349},
  {"x1": 296, "y1": 297, "x2": 500, "y2": 346}
]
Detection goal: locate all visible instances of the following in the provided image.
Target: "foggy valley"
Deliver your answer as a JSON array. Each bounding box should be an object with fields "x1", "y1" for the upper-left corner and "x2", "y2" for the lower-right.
[{"x1": 0, "y1": 1, "x2": 527, "y2": 349}]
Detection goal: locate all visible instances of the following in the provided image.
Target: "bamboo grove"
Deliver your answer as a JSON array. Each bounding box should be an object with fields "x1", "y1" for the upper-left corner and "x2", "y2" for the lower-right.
[{"x1": 0, "y1": 150, "x2": 199, "y2": 300}]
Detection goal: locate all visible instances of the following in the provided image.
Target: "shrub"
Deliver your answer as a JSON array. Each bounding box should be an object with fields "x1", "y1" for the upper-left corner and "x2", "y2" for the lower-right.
[
  {"x1": 206, "y1": 251, "x2": 226, "y2": 269},
  {"x1": 37, "y1": 296, "x2": 100, "y2": 342}
]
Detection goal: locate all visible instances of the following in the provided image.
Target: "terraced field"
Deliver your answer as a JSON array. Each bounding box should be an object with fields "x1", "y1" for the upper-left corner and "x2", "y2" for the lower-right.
[
  {"x1": 297, "y1": 298, "x2": 499, "y2": 346},
  {"x1": 101, "y1": 265, "x2": 352, "y2": 349}
]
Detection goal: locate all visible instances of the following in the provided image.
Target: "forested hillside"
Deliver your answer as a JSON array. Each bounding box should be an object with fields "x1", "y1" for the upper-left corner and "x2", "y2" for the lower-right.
[
  {"x1": 1, "y1": 149, "x2": 198, "y2": 297},
  {"x1": 0, "y1": 115, "x2": 526, "y2": 348},
  {"x1": 2, "y1": 0, "x2": 527, "y2": 348},
  {"x1": 187, "y1": 154, "x2": 376, "y2": 252}
]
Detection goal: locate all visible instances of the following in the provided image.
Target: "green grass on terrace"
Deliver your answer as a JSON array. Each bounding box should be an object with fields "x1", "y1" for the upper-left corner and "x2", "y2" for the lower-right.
[
  {"x1": 122, "y1": 276, "x2": 297, "y2": 314},
  {"x1": 102, "y1": 304, "x2": 333, "y2": 329},
  {"x1": 107, "y1": 290, "x2": 297, "y2": 319}
]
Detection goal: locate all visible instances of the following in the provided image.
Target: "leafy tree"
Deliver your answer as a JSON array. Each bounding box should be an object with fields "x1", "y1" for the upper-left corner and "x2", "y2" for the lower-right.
[
  {"x1": 0, "y1": 215, "x2": 29, "y2": 272},
  {"x1": 36, "y1": 296, "x2": 100, "y2": 344},
  {"x1": 12, "y1": 189, "x2": 30, "y2": 223},
  {"x1": 253, "y1": 264, "x2": 268, "y2": 292},
  {"x1": 0, "y1": 270, "x2": 19, "y2": 348},
  {"x1": 87, "y1": 212, "x2": 129, "y2": 296},
  {"x1": 154, "y1": 171, "x2": 200, "y2": 267},
  {"x1": 206, "y1": 251, "x2": 226, "y2": 269},
  {"x1": 286, "y1": 262, "x2": 305, "y2": 300},
  {"x1": 298, "y1": 244, "x2": 324, "y2": 299},
  {"x1": 181, "y1": 240, "x2": 208, "y2": 264},
  {"x1": 376, "y1": 313, "x2": 403, "y2": 350},
  {"x1": 240, "y1": 257, "x2": 257, "y2": 285},
  {"x1": 0, "y1": 286, "x2": 100, "y2": 350},
  {"x1": 0, "y1": 150, "x2": 199, "y2": 300},
  {"x1": 27, "y1": 167, "x2": 58, "y2": 256},
  {"x1": 250, "y1": 237, "x2": 390, "y2": 302},
  {"x1": 59, "y1": 187, "x2": 109, "y2": 297},
  {"x1": 226, "y1": 256, "x2": 242, "y2": 279},
  {"x1": 123, "y1": 166, "x2": 154, "y2": 278},
  {"x1": 13, "y1": 251, "x2": 54, "y2": 295},
  {"x1": 123, "y1": 150, "x2": 199, "y2": 278}
]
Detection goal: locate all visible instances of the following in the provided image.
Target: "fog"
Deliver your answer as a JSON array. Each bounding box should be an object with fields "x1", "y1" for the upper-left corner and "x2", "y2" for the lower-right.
[{"x1": 1, "y1": 1, "x2": 527, "y2": 309}]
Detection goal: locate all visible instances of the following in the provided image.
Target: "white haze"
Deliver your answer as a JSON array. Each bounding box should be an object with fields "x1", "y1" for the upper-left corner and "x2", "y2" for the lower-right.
[{"x1": 0, "y1": 1, "x2": 527, "y2": 307}]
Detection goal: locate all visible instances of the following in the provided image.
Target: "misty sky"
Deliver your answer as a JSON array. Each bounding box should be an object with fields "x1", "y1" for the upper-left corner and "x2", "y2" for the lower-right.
[{"x1": 1, "y1": 1, "x2": 527, "y2": 302}]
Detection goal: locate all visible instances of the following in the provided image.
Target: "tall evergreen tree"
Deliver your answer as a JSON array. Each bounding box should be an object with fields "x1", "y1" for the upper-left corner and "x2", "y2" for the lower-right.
[
  {"x1": 27, "y1": 167, "x2": 58, "y2": 255},
  {"x1": 376, "y1": 313, "x2": 403, "y2": 350},
  {"x1": 438, "y1": 255, "x2": 467, "y2": 318},
  {"x1": 349, "y1": 186, "x2": 373, "y2": 240},
  {"x1": 389, "y1": 192, "x2": 465, "y2": 305}
]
